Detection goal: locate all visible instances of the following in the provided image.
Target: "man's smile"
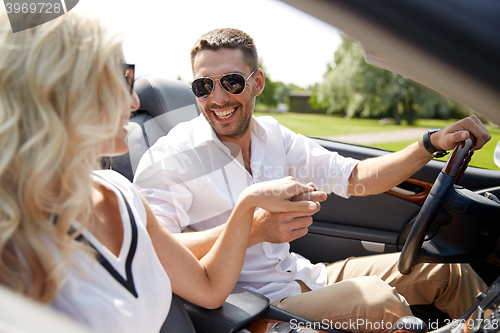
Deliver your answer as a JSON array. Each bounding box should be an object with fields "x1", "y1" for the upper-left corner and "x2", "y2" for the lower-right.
[{"x1": 212, "y1": 107, "x2": 236, "y2": 120}]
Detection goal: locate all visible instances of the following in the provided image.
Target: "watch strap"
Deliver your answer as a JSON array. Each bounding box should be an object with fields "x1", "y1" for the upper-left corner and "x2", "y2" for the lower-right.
[{"x1": 423, "y1": 129, "x2": 448, "y2": 158}]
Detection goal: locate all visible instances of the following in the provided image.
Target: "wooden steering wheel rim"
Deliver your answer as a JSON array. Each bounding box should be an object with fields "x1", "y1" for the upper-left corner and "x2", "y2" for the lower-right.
[{"x1": 443, "y1": 136, "x2": 476, "y2": 182}]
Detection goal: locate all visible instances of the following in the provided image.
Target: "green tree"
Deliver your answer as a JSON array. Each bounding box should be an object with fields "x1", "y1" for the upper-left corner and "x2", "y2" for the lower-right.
[
  {"x1": 317, "y1": 35, "x2": 470, "y2": 124},
  {"x1": 256, "y1": 60, "x2": 278, "y2": 108},
  {"x1": 274, "y1": 81, "x2": 290, "y2": 104},
  {"x1": 308, "y1": 83, "x2": 328, "y2": 113}
]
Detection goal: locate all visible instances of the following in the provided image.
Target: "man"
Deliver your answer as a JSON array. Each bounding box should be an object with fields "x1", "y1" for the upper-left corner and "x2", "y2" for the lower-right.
[{"x1": 134, "y1": 28, "x2": 490, "y2": 330}]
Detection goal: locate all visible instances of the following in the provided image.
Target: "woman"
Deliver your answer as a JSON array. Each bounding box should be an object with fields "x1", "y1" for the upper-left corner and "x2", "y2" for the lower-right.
[{"x1": 0, "y1": 10, "x2": 323, "y2": 332}]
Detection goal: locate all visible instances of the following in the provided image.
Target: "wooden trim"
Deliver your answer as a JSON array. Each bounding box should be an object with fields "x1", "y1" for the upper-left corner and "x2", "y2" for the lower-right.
[
  {"x1": 385, "y1": 178, "x2": 433, "y2": 204},
  {"x1": 443, "y1": 137, "x2": 475, "y2": 179},
  {"x1": 245, "y1": 318, "x2": 282, "y2": 333}
]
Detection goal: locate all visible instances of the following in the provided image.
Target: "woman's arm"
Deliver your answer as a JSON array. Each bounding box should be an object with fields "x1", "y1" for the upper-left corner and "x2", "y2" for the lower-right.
[
  {"x1": 142, "y1": 177, "x2": 320, "y2": 309},
  {"x1": 171, "y1": 184, "x2": 326, "y2": 260}
]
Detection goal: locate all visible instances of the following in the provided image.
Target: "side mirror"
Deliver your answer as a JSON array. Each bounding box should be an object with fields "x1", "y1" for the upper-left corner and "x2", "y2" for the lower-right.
[{"x1": 494, "y1": 140, "x2": 500, "y2": 168}]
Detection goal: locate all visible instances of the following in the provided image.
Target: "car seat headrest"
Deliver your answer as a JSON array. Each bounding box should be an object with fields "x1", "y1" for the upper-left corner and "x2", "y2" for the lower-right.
[
  {"x1": 135, "y1": 76, "x2": 197, "y2": 119},
  {"x1": 109, "y1": 76, "x2": 199, "y2": 182}
]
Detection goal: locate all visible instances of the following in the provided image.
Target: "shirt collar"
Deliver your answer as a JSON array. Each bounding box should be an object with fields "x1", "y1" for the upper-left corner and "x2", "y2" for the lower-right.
[
  {"x1": 192, "y1": 114, "x2": 220, "y2": 146},
  {"x1": 250, "y1": 115, "x2": 267, "y2": 145}
]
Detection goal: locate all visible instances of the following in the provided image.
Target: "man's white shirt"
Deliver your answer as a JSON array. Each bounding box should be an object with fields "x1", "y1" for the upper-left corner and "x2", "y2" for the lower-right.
[{"x1": 134, "y1": 115, "x2": 359, "y2": 302}]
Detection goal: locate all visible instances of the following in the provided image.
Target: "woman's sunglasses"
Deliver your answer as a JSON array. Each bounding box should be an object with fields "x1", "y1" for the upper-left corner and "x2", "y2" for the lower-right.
[
  {"x1": 191, "y1": 69, "x2": 257, "y2": 99},
  {"x1": 122, "y1": 64, "x2": 135, "y2": 94}
]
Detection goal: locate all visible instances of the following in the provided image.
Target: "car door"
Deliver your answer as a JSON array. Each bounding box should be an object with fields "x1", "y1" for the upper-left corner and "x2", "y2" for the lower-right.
[
  {"x1": 282, "y1": 0, "x2": 500, "y2": 286},
  {"x1": 290, "y1": 138, "x2": 500, "y2": 269}
]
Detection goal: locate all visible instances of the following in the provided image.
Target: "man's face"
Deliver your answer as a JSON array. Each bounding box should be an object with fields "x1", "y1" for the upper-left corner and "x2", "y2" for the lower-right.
[{"x1": 192, "y1": 48, "x2": 263, "y2": 140}]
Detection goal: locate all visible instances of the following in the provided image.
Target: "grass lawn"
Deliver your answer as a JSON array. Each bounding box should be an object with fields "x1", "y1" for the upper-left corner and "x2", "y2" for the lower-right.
[
  {"x1": 254, "y1": 111, "x2": 500, "y2": 170},
  {"x1": 254, "y1": 111, "x2": 457, "y2": 136}
]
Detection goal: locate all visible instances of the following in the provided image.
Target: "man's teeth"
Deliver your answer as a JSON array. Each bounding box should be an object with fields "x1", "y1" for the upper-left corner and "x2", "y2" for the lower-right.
[{"x1": 214, "y1": 108, "x2": 235, "y2": 119}]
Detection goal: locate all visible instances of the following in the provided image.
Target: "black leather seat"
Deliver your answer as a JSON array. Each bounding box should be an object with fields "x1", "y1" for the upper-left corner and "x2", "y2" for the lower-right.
[
  {"x1": 109, "y1": 77, "x2": 200, "y2": 332},
  {"x1": 110, "y1": 76, "x2": 199, "y2": 182},
  {"x1": 160, "y1": 295, "x2": 197, "y2": 333}
]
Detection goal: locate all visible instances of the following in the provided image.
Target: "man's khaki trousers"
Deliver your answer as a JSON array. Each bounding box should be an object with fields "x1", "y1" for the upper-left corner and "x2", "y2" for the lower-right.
[{"x1": 272, "y1": 253, "x2": 487, "y2": 333}]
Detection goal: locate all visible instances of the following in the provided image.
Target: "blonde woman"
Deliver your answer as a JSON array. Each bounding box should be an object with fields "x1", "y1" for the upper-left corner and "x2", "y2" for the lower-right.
[{"x1": 0, "y1": 11, "x2": 324, "y2": 332}]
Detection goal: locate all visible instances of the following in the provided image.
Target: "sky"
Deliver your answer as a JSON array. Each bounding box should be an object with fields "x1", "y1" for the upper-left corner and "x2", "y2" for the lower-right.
[{"x1": 73, "y1": 0, "x2": 342, "y2": 88}]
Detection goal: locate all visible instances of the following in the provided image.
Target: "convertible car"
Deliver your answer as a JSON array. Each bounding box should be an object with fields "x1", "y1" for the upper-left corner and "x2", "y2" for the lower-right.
[
  {"x1": 107, "y1": 0, "x2": 500, "y2": 332},
  {"x1": 1, "y1": 0, "x2": 499, "y2": 332}
]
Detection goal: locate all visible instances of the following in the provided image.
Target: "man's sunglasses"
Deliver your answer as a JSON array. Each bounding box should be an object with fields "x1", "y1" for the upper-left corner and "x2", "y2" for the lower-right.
[
  {"x1": 191, "y1": 69, "x2": 257, "y2": 99},
  {"x1": 122, "y1": 64, "x2": 135, "y2": 94}
]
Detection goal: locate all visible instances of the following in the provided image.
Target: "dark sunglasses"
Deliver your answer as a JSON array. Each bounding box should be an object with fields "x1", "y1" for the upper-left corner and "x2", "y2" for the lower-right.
[
  {"x1": 122, "y1": 64, "x2": 135, "y2": 94},
  {"x1": 191, "y1": 69, "x2": 257, "y2": 99}
]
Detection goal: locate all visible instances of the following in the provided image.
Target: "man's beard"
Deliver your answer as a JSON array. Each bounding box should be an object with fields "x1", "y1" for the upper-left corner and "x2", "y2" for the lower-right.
[{"x1": 203, "y1": 103, "x2": 253, "y2": 139}]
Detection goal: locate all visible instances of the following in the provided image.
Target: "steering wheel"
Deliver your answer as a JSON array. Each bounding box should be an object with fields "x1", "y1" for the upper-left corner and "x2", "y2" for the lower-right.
[{"x1": 398, "y1": 137, "x2": 476, "y2": 274}]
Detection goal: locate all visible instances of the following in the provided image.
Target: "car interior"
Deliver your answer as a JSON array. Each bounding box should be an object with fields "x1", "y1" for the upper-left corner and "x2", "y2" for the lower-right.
[
  {"x1": 107, "y1": 1, "x2": 500, "y2": 331},
  {"x1": 108, "y1": 71, "x2": 500, "y2": 332},
  {"x1": 2, "y1": 0, "x2": 499, "y2": 332}
]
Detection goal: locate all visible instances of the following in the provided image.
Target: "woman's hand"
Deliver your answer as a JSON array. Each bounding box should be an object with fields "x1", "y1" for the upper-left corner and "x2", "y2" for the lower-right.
[{"x1": 242, "y1": 176, "x2": 325, "y2": 213}]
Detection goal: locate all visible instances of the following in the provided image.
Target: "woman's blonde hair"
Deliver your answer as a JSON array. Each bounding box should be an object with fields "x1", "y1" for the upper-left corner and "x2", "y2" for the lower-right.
[{"x1": 0, "y1": 10, "x2": 129, "y2": 302}]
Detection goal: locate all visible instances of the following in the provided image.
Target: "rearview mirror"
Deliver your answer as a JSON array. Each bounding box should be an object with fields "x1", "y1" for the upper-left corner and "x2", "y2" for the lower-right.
[{"x1": 494, "y1": 140, "x2": 500, "y2": 168}]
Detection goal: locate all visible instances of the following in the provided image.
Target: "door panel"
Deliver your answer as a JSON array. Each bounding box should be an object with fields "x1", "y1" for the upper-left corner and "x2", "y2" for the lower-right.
[
  {"x1": 291, "y1": 233, "x2": 399, "y2": 264},
  {"x1": 290, "y1": 138, "x2": 500, "y2": 264},
  {"x1": 291, "y1": 193, "x2": 417, "y2": 263},
  {"x1": 313, "y1": 194, "x2": 419, "y2": 232}
]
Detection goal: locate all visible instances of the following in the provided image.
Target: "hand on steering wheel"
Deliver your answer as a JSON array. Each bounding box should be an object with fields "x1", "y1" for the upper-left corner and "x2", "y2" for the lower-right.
[{"x1": 398, "y1": 136, "x2": 476, "y2": 274}]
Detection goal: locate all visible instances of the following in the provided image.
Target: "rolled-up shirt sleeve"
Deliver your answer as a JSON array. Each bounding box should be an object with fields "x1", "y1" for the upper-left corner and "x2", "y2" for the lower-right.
[{"x1": 280, "y1": 125, "x2": 359, "y2": 198}]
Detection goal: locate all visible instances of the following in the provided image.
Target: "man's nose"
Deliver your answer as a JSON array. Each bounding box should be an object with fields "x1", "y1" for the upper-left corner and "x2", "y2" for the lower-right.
[{"x1": 210, "y1": 80, "x2": 229, "y2": 106}]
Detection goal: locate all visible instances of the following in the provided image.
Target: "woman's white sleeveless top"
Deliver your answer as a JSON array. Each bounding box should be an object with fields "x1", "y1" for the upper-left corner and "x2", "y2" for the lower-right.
[{"x1": 49, "y1": 170, "x2": 172, "y2": 333}]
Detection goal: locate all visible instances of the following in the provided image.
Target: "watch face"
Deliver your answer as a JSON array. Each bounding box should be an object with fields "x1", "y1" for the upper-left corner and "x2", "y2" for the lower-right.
[
  {"x1": 433, "y1": 151, "x2": 448, "y2": 158},
  {"x1": 429, "y1": 128, "x2": 441, "y2": 135}
]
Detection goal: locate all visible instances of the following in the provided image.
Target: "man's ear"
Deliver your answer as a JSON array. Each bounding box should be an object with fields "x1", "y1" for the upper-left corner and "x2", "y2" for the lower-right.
[{"x1": 253, "y1": 68, "x2": 265, "y2": 97}]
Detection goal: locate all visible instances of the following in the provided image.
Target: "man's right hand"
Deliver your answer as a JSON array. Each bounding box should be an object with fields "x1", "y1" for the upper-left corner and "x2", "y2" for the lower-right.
[{"x1": 248, "y1": 188, "x2": 327, "y2": 246}]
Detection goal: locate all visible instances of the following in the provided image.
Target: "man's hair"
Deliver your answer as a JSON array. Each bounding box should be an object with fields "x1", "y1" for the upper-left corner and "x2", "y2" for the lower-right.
[{"x1": 190, "y1": 28, "x2": 258, "y2": 71}]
